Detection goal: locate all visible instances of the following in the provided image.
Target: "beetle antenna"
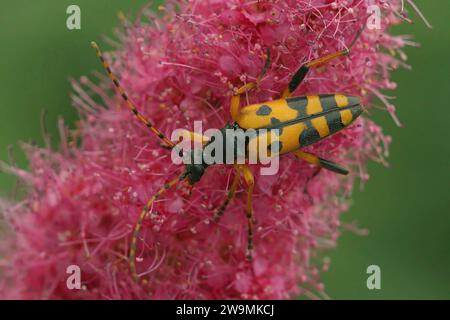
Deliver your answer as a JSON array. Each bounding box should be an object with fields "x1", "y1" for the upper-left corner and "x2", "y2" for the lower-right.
[{"x1": 91, "y1": 41, "x2": 175, "y2": 149}]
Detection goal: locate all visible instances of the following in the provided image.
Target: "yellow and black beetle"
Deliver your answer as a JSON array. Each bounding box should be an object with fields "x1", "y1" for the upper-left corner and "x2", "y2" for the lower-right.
[{"x1": 92, "y1": 28, "x2": 363, "y2": 282}]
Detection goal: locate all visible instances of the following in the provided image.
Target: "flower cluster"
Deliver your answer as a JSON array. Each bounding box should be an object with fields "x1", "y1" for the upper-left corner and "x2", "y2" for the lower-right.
[{"x1": 0, "y1": 0, "x2": 419, "y2": 299}]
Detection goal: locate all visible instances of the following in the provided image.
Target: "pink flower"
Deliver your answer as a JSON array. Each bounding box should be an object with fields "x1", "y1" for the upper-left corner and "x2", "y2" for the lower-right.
[{"x1": 0, "y1": 1, "x2": 424, "y2": 299}]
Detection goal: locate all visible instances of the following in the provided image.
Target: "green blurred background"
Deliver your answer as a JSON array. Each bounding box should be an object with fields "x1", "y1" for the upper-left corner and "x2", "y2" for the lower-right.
[{"x1": 0, "y1": 1, "x2": 448, "y2": 299}]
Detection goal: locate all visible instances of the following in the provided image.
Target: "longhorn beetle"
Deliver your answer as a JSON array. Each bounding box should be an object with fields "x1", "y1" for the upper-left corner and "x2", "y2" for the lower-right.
[{"x1": 92, "y1": 27, "x2": 364, "y2": 282}]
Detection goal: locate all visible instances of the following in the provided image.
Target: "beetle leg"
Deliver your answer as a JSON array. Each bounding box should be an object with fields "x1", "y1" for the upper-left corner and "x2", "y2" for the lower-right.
[
  {"x1": 230, "y1": 49, "x2": 271, "y2": 121},
  {"x1": 230, "y1": 84, "x2": 254, "y2": 121},
  {"x1": 303, "y1": 166, "x2": 322, "y2": 204},
  {"x1": 293, "y1": 150, "x2": 349, "y2": 175},
  {"x1": 213, "y1": 165, "x2": 241, "y2": 221},
  {"x1": 129, "y1": 171, "x2": 189, "y2": 283},
  {"x1": 281, "y1": 28, "x2": 364, "y2": 98},
  {"x1": 239, "y1": 165, "x2": 255, "y2": 261},
  {"x1": 281, "y1": 51, "x2": 350, "y2": 98}
]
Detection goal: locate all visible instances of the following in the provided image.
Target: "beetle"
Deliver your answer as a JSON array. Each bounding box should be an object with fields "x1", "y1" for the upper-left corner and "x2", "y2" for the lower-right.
[{"x1": 91, "y1": 28, "x2": 364, "y2": 282}]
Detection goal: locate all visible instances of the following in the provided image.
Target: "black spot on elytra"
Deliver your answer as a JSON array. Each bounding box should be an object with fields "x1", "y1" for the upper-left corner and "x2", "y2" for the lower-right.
[
  {"x1": 270, "y1": 117, "x2": 283, "y2": 135},
  {"x1": 286, "y1": 96, "x2": 307, "y2": 114},
  {"x1": 299, "y1": 122, "x2": 321, "y2": 147},
  {"x1": 325, "y1": 111, "x2": 344, "y2": 134},
  {"x1": 256, "y1": 104, "x2": 272, "y2": 116},
  {"x1": 319, "y1": 94, "x2": 338, "y2": 111}
]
